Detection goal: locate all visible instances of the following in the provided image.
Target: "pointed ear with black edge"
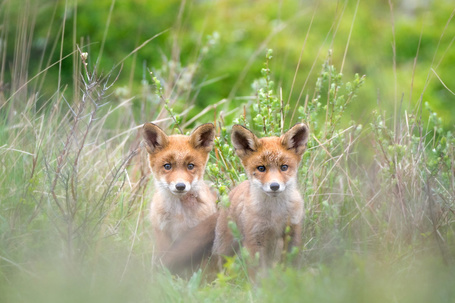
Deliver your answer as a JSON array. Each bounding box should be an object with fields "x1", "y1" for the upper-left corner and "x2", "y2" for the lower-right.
[
  {"x1": 281, "y1": 123, "x2": 309, "y2": 156},
  {"x1": 231, "y1": 124, "x2": 259, "y2": 158},
  {"x1": 142, "y1": 123, "x2": 169, "y2": 154},
  {"x1": 189, "y1": 123, "x2": 216, "y2": 152}
]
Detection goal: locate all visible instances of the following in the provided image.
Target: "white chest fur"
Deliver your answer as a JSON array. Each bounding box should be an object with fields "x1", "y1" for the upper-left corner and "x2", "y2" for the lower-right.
[
  {"x1": 151, "y1": 184, "x2": 216, "y2": 241},
  {"x1": 245, "y1": 185, "x2": 303, "y2": 236}
]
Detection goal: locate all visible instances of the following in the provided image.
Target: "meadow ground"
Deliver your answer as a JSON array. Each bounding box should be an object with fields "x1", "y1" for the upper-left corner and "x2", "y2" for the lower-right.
[{"x1": 1, "y1": 1, "x2": 455, "y2": 302}]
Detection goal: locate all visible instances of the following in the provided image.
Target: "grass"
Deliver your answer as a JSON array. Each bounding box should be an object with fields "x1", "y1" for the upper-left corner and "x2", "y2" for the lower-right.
[{"x1": 1, "y1": 1, "x2": 455, "y2": 302}]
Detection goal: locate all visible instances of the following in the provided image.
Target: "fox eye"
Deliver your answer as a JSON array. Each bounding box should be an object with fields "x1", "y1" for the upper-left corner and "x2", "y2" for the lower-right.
[
  {"x1": 257, "y1": 166, "x2": 266, "y2": 172},
  {"x1": 187, "y1": 163, "x2": 194, "y2": 170},
  {"x1": 281, "y1": 165, "x2": 288, "y2": 171},
  {"x1": 164, "y1": 163, "x2": 172, "y2": 170}
]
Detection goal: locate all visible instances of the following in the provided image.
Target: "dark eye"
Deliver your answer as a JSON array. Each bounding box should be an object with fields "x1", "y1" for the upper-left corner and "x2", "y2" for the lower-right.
[
  {"x1": 281, "y1": 165, "x2": 288, "y2": 171},
  {"x1": 187, "y1": 163, "x2": 194, "y2": 170},
  {"x1": 164, "y1": 163, "x2": 172, "y2": 170},
  {"x1": 257, "y1": 166, "x2": 266, "y2": 172}
]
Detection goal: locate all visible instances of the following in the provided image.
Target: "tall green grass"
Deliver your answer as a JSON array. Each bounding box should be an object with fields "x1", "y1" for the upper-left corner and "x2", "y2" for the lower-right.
[{"x1": 0, "y1": 1, "x2": 454, "y2": 303}]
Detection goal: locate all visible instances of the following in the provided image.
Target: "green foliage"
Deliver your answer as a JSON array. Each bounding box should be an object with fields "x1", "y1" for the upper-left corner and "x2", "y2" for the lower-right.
[
  {"x1": 246, "y1": 49, "x2": 287, "y2": 137},
  {"x1": 369, "y1": 100, "x2": 455, "y2": 240},
  {"x1": 3, "y1": 0, "x2": 455, "y2": 127},
  {"x1": 257, "y1": 254, "x2": 455, "y2": 303},
  {"x1": 1, "y1": 1, "x2": 455, "y2": 302}
]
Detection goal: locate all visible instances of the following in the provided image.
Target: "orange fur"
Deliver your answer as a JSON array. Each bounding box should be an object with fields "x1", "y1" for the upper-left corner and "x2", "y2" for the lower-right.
[
  {"x1": 213, "y1": 124, "x2": 309, "y2": 274},
  {"x1": 143, "y1": 123, "x2": 217, "y2": 275},
  {"x1": 160, "y1": 212, "x2": 219, "y2": 277}
]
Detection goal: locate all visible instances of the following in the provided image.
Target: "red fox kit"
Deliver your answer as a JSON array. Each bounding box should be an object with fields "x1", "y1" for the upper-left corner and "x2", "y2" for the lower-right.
[
  {"x1": 213, "y1": 123, "x2": 309, "y2": 271},
  {"x1": 142, "y1": 123, "x2": 217, "y2": 273}
]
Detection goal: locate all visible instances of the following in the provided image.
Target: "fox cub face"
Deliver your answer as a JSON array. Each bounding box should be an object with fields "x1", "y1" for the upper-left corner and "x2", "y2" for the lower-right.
[
  {"x1": 143, "y1": 123, "x2": 215, "y2": 196},
  {"x1": 231, "y1": 124, "x2": 309, "y2": 196}
]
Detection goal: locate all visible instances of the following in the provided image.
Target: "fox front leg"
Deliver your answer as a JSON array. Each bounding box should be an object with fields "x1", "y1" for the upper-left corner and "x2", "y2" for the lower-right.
[
  {"x1": 281, "y1": 222, "x2": 302, "y2": 265},
  {"x1": 154, "y1": 228, "x2": 173, "y2": 259},
  {"x1": 289, "y1": 222, "x2": 302, "y2": 249},
  {"x1": 245, "y1": 229, "x2": 279, "y2": 268}
]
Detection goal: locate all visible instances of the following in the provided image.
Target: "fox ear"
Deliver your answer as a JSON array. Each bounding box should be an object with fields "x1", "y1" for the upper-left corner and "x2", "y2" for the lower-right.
[
  {"x1": 231, "y1": 125, "x2": 259, "y2": 157},
  {"x1": 143, "y1": 123, "x2": 169, "y2": 154},
  {"x1": 190, "y1": 123, "x2": 216, "y2": 152},
  {"x1": 281, "y1": 123, "x2": 309, "y2": 155}
]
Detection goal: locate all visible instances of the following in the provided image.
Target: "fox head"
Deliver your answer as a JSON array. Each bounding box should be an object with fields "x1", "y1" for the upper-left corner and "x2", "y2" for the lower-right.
[
  {"x1": 143, "y1": 123, "x2": 215, "y2": 196},
  {"x1": 231, "y1": 124, "x2": 309, "y2": 197}
]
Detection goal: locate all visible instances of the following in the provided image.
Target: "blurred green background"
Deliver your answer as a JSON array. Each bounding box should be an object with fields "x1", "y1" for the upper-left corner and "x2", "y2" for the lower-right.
[
  {"x1": 1, "y1": 1, "x2": 455, "y2": 302},
  {"x1": 2, "y1": 0, "x2": 455, "y2": 128}
]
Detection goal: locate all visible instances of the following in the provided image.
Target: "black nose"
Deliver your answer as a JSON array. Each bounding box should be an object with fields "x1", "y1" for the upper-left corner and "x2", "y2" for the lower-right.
[
  {"x1": 175, "y1": 183, "x2": 186, "y2": 191},
  {"x1": 270, "y1": 182, "x2": 280, "y2": 191}
]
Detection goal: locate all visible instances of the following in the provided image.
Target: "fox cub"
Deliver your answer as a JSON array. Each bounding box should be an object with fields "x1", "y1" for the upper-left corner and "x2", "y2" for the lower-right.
[
  {"x1": 213, "y1": 123, "x2": 309, "y2": 270},
  {"x1": 143, "y1": 123, "x2": 217, "y2": 272}
]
